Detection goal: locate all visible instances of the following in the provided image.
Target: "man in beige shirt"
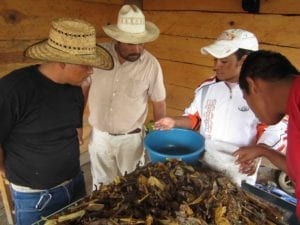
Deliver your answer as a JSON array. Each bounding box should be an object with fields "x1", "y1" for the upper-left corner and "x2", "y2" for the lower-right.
[{"x1": 83, "y1": 4, "x2": 166, "y2": 186}]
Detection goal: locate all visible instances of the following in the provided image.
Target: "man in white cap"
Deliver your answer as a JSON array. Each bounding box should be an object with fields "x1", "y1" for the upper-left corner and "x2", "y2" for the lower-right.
[
  {"x1": 155, "y1": 29, "x2": 287, "y2": 185},
  {"x1": 0, "y1": 18, "x2": 113, "y2": 225},
  {"x1": 83, "y1": 5, "x2": 166, "y2": 186}
]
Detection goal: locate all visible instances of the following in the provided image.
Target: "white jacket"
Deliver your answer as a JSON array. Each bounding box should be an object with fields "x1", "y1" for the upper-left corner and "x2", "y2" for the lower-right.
[{"x1": 184, "y1": 78, "x2": 287, "y2": 185}]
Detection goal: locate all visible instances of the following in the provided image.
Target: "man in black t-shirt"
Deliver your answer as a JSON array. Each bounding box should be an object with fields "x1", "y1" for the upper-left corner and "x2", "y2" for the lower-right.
[{"x1": 0, "y1": 18, "x2": 112, "y2": 225}]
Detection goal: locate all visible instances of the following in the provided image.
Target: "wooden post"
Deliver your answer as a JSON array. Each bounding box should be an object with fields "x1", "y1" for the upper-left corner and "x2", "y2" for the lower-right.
[{"x1": 0, "y1": 174, "x2": 14, "y2": 225}]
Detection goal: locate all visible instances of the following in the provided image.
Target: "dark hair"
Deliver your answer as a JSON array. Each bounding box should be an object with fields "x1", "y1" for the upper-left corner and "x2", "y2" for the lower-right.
[
  {"x1": 239, "y1": 50, "x2": 299, "y2": 93},
  {"x1": 234, "y1": 48, "x2": 254, "y2": 60}
]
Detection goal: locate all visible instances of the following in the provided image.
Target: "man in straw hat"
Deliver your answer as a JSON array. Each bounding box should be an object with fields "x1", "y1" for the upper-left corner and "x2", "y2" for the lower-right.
[
  {"x1": 154, "y1": 29, "x2": 287, "y2": 186},
  {"x1": 82, "y1": 4, "x2": 166, "y2": 186},
  {"x1": 0, "y1": 17, "x2": 112, "y2": 225}
]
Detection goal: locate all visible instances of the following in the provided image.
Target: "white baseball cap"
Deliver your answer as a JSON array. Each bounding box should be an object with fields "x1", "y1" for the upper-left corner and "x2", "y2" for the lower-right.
[{"x1": 200, "y1": 29, "x2": 258, "y2": 58}]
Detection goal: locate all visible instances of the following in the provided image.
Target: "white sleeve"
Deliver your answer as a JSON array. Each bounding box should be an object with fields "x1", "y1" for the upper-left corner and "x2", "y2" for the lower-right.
[
  {"x1": 183, "y1": 89, "x2": 202, "y2": 116},
  {"x1": 257, "y1": 116, "x2": 288, "y2": 151}
]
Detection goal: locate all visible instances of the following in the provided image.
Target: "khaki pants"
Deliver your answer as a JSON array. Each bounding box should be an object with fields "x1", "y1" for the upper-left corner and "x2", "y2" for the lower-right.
[{"x1": 89, "y1": 128, "x2": 145, "y2": 189}]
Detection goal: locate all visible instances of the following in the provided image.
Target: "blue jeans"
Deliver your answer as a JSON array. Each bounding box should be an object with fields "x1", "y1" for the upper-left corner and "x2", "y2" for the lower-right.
[{"x1": 11, "y1": 172, "x2": 86, "y2": 225}]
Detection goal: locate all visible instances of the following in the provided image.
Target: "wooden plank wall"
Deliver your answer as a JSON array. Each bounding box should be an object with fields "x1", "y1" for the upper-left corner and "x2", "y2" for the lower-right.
[{"x1": 143, "y1": 0, "x2": 300, "y2": 120}]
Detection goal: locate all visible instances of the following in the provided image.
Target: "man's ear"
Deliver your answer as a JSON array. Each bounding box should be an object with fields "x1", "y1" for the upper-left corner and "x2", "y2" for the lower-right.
[
  {"x1": 246, "y1": 77, "x2": 258, "y2": 95},
  {"x1": 58, "y1": 63, "x2": 66, "y2": 69},
  {"x1": 238, "y1": 55, "x2": 248, "y2": 67}
]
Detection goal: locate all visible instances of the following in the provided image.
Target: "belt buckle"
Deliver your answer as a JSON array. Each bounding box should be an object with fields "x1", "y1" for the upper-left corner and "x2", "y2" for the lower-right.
[
  {"x1": 109, "y1": 128, "x2": 141, "y2": 136},
  {"x1": 109, "y1": 133, "x2": 123, "y2": 136}
]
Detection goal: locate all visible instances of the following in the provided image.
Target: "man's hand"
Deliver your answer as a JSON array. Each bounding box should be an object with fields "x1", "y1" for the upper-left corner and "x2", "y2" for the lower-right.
[
  {"x1": 76, "y1": 128, "x2": 83, "y2": 145},
  {"x1": 233, "y1": 145, "x2": 265, "y2": 164},
  {"x1": 0, "y1": 166, "x2": 5, "y2": 178},
  {"x1": 239, "y1": 160, "x2": 257, "y2": 176},
  {"x1": 154, "y1": 117, "x2": 175, "y2": 130},
  {"x1": 0, "y1": 146, "x2": 5, "y2": 178},
  {"x1": 233, "y1": 145, "x2": 267, "y2": 176}
]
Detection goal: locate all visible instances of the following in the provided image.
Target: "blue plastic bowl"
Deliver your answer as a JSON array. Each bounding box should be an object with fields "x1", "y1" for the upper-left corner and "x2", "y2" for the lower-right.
[{"x1": 144, "y1": 128, "x2": 205, "y2": 164}]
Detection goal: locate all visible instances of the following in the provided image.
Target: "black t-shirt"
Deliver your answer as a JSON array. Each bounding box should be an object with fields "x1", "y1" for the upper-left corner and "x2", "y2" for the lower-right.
[{"x1": 0, "y1": 65, "x2": 83, "y2": 189}]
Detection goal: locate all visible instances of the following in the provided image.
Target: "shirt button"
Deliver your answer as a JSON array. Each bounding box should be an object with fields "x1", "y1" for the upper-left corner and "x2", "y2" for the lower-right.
[
  {"x1": 116, "y1": 79, "x2": 119, "y2": 82},
  {"x1": 113, "y1": 93, "x2": 116, "y2": 97},
  {"x1": 110, "y1": 108, "x2": 113, "y2": 111}
]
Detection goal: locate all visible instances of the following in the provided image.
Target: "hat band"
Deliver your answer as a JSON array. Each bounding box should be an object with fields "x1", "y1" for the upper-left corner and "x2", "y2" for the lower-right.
[
  {"x1": 120, "y1": 17, "x2": 144, "y2": 25},
  {"x1": 117, "y1": 16, "x2": 145, "y2": 33},
  {"x1": 48, "y1": 38, "x2": 96, "y2": 55},
  {"x1": 52, "y1": 26, "x2": 94, "y2": 38}
]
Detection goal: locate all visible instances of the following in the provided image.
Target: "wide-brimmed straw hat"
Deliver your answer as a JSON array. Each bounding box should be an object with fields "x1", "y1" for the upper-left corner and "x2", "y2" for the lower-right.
[
  {"x1": 201, "y1": 29, "x2": 258, "y2": 58},
  {"x1": 103, "y1": 4, "x2": 160, "y2": 44},
  {"x1": 25, "y1": 18, "x2": 113, "y2": 69}
]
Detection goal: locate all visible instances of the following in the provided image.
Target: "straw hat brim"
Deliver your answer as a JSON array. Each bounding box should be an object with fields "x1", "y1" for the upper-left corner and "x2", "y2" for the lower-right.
[
  {"x1": 103, "y1": 21, "x2": 160, "y2": 44},
  {"x1": 25, "y1": 40, "x2": 113, "y2": 70}
]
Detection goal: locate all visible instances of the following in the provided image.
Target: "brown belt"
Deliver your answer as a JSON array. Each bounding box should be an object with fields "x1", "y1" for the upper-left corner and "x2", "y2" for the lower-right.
[{"x1": 109, "y1": 128, "x2": 141, "y2": 136}]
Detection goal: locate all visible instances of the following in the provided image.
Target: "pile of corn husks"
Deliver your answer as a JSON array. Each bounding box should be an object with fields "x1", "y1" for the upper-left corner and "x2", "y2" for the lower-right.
[{"x1": 44, "y1": 160, "x2": 286, "y2": 225}]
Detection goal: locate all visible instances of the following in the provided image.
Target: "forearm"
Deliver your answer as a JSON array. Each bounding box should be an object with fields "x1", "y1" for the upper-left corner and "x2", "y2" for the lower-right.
[
  {"x1": 261, "y1": 147, "x2": 287, "y2": 173},
  {"x1": 235, "y1": 144, "x2": 287, "y2": 173},
  {"x1": 174, "y1": 116, "x2": 193, "y2": 129},
  {"x1": 152, "y1": 100, "x2": 166, "y2": 121}
]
